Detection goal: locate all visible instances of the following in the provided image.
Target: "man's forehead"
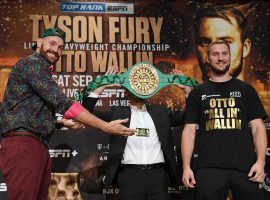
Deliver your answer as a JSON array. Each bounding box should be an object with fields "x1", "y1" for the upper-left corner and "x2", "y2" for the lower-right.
[
  {"x1": 200, "y1": 15, "x2": 239, "y2": 26},
  {"x1": 42, "y1": 36, "x2": 64, "y2": 45},
  {"x1": 199, "y1": 17, "x2": 240, "y2": 36},
  {"x1": 210, "y1": 44, "x2": 230, "y2": 51}
]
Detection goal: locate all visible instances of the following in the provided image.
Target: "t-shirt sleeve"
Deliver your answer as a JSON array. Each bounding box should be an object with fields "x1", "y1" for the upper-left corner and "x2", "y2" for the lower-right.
[
  {"x1": 184, "y1": 89, "x2": 201, "y2": 124},
  {"x1": 246, "y1": 85, "x2": 268, "y2": 121}
]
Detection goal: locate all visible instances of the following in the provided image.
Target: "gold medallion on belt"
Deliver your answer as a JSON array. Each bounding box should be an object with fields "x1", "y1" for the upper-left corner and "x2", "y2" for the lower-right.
[{"x1": 129, "y1": 63, "x2": 159, "y2": 96}]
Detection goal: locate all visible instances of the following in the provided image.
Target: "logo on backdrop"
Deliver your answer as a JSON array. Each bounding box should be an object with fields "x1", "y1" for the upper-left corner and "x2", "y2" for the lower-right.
[
  {"x1": 100, "y1": 89, "x2": 125, "y2": 98},
  {"x1": 0, "y1": 183, "x2": 7, "y2": 192},
  {"x1": 97, "y1": 143, "x2": 110, "y2": 161},
  {"x1": 61, "y1": 2, "x2": 134, "y2": 14},
  {"x1": 49, "y1": 149, "x2": 78, "y2": 158},
  {"x1": 263, "y1": 174, "x2": 270, "y2": 192},
  {"x1": 103, "y1": 187, "x2": 120, "y2": 195}
]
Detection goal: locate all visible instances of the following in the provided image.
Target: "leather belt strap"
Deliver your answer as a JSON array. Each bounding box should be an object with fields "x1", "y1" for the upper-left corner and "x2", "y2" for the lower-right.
[
  {"x1": 2, "y1": 131, "x2": 48, "y2": 146},
  {"x1": 121, "y1": 163, "x2": 164, "y2": 170}
]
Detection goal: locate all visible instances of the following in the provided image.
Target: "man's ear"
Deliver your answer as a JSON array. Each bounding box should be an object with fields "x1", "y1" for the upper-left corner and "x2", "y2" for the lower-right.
[
  {"x1": 243, "y1": 38, "x2": 251, "y2": 58},
  {"x1": 36, "y1": 38, "x2": 42, "y2": 49}
]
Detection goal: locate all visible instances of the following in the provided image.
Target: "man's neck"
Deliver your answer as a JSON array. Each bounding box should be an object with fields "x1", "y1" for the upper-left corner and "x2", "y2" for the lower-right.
[
  {"x1": 237, "y1": 71, "x2": 244, "y2": 81},
  {"x1": 130, "y1": 100, "x2": 145, "y2": 109},
  {"x1": 209, "y1": 72, "x2": 232, "y2": 82}
]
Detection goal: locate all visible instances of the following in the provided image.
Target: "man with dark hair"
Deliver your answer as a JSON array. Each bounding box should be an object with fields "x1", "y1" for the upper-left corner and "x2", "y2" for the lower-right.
[
  {"x1": 82, "y1": 66, "x2": 192, "y2": 200},
  {"x1": 194, "y1": 3, "x2": 254, "y2": 80},
  {"x1": 181, "y1": 41, "x2": 267, "y2": 200},
  {"x1": 0, "y1": 28, "x2": 135, "y2": 200}
]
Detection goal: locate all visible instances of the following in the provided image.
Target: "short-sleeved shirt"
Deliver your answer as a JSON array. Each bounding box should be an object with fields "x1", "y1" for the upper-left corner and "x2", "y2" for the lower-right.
[
  {"x1": 0, "y1": 53, "x2": 73, "y2": 137},
  {"x1": 185, "y1": 78, "x2": 268, "y2": 172}
]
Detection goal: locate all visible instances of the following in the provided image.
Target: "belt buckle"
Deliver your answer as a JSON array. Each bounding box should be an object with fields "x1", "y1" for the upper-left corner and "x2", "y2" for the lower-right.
[
  {"x1": 38, "y1": 135, "x2": 48, "y2": 147},
  {"x1": 39, "y1": 135, "x2": 48, "y2": 145},
  {"x1": 140, "y1": 164, "x2": 151, "y2": 170},
  {"x1": 32, "y1": 132, "x2": 47, "y2": 146},
  {"x1": 38, "y1": 134, "x2": 44, "y2": 142}
]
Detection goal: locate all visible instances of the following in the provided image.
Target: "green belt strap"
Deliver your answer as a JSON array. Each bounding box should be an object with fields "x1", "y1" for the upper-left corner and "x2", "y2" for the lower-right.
[{"x1": 75, "y1": 62, "x2": 198, "y2": 100}]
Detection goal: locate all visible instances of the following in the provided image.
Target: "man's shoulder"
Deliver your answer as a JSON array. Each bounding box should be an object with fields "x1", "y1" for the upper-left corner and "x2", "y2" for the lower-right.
[
  {"x1": 147, "y1": 103, "x2": 164, "y2": 109},
  {"x1": 15, "y1": 53, "x2": 45, "y2": 69},
  {"x1": 146, "y1": 104, "x2": 171, "y2": 113},
  {"x1": 233, "y1": 78, "x2": 254, "y2": 90},
  {"x1": 26, "y1": 53, "x2": 47, "y2": 65},
  {"x1": 235, "y1": 78, "x2": 250, "y2": 85},
  {"x1": 189, "y1": 82, "x2": 205, "y2": 95},
  {"x1": 199, "y1": 80, "x2": 212, "y2": 88}
]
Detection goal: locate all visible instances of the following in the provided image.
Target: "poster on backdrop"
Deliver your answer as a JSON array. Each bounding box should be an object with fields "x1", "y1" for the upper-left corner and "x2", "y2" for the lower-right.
[{"x1": 0, "y1": 0, "x2": 269, "y2": 200}]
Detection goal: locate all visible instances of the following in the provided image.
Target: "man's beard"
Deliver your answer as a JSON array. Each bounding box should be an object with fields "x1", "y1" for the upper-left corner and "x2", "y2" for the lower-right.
[
  {"x1": 201, "y1": 58, "x2": 243, "y2": 80},
  {"x1": 208, "y1": 61, "x2": 230, "y2": 75},
  {"x1": 40, "y1": 45, "x2": 60, "y2": 64}
]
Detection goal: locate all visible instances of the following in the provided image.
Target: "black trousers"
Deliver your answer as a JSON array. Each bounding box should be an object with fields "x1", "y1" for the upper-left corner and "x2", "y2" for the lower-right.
[
  {"x1": 117, "y1": 167, "x2": 169, "y2": 200},
  {"x1": 196, "y1": 168, "x2": 264, "y2": 200}
]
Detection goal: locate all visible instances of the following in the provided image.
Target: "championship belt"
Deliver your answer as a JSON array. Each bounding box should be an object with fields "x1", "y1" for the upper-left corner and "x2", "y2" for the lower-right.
[{"x1": 75, "y1": 63, "x2": 198, "y2": 101}]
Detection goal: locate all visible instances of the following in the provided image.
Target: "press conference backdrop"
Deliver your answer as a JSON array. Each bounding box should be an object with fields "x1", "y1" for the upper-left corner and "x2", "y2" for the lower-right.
[{"x1": 0, "y1": 0, "x2": 269, "y2": 199}]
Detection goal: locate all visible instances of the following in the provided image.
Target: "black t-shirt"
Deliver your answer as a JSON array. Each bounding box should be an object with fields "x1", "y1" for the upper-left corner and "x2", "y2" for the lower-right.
[{"x1": 185, "y1": 78, "x2": 268, "y2": 172}]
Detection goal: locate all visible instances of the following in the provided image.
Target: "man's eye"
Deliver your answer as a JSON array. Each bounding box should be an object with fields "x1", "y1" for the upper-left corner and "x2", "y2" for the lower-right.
[
  {"x1": 198, "y1": 39, "x2": 211, "y2": 46},
  {"x1": 223, "y1": 40, "x2": 232, "y2": 44}
]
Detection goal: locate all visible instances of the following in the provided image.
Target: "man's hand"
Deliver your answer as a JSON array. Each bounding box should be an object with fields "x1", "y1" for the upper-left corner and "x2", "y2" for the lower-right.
[
  {"x1": 102, "y1": 118, "x2": 136, "y2": 137},
  {"x1": 248, "y1": 118, "x2": 267, "y2": 183},
  {"x1": 171, "y1": 69, "x2": 193, "y2": 95},
  {"x1": 93, "y1": 66, "x2": 121, "y2": 95},
  {"x1": 60, "y1": 118, "x2": 85, "y2": 129},
  {"x1": 248, "y1": 161, "x2": 266, "y2": 182},
  {"x1": 182, "y1": 167, "x2": 196, "y2": 188}
]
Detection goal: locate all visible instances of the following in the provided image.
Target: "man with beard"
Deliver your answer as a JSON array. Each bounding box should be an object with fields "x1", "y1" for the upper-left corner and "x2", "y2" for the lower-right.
[
  {"x1": 0, "y1": 28, "x2": 135, "y2": 200},
  {"x1": 181, "y1": 41, "x2": 268, "y2": 200},
  {"x1": 194, "y1": 3, "x2": 253, "y2": 81}
]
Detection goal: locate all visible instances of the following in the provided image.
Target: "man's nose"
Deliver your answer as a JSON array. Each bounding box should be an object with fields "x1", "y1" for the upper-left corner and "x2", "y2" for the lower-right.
[
  {"x1": 218, "y1": 54, "x2": 224, "y2": 60},
  {"x1": 52, "y1": 45, "x2": 58, "y2": 52}
]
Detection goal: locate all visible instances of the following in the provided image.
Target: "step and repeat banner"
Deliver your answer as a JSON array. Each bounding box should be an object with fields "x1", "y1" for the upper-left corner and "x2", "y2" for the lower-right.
[{"x1": 0, "y1": 0, "x2": 270, "y2": 199}]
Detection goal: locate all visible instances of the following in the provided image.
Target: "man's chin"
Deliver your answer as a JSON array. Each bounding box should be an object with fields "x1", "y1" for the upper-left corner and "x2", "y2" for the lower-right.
[
  {"x1": 46, "y1": 57, "x2": 59, "y2": 64},
  {"x1": 210, "y1": 64, "x2": 230, "y2": 75}
]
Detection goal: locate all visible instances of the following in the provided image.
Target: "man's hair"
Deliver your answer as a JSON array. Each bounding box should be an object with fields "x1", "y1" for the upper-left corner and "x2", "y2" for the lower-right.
[
  {"x1": 194, "y1": 5, "x2": 248, "y2": 41},
  {"x1": 207, "y1": 41, "x2": 231, "y2": 56}
]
